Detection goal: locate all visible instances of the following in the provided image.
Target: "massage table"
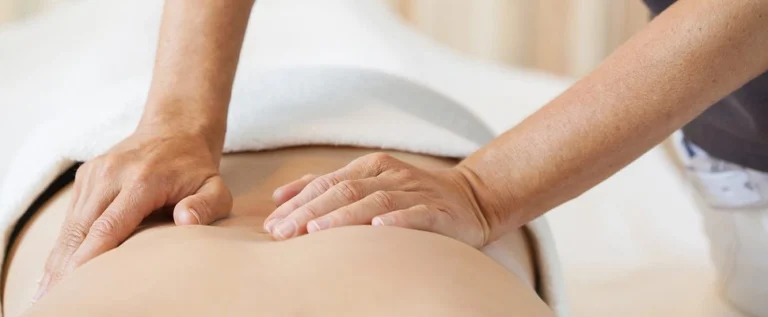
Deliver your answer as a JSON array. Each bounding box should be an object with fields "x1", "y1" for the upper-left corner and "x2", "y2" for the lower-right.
[{"x1": 0, "y1": 0, "x2": 747, "y2": 316}]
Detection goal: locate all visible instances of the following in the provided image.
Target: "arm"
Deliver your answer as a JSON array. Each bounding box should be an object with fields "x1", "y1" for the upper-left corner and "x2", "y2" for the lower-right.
[
  {"x1": 257, "y1": 0, "x2": 768, "y2": 248},
  {"x1": 37, "y1": 0, "x2": 257, "y2": 299},
  {"x1": 458, "y1": 0, "x2": 768, "y2": 240},
  {"x1": 141, "y1": 0, "x2": 257, "y2": 159}
]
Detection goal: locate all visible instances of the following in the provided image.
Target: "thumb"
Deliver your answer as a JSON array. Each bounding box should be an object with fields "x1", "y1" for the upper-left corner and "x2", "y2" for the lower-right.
[{"x1": 174, "y1": 176, "x2": 233, "y2": 225}]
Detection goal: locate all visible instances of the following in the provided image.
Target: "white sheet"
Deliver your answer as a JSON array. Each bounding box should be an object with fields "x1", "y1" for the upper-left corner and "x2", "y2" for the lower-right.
[{"x1": 0, "y1": 0, "x2": 746, "y2": 316}]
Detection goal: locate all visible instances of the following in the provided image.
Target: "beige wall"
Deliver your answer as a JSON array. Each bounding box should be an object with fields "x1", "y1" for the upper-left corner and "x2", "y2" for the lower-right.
[
  {"x1": 1, "y1": 0, "x2": 650, "y2": 77},
  {"x1": 0, "y1": 0, "x2": 58, "y2": 22},
  {"x1": 386, "y1": 0, "x2": 691, "y2": 162},
  {"x1": 389, "y1": 0, "x2": 650, "y2": 76}
]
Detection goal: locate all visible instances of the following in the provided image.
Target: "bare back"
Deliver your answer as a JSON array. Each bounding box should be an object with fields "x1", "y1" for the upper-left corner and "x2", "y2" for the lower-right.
[{"x1": 4, "y1": 147, "x2": 551, "y2": 317}]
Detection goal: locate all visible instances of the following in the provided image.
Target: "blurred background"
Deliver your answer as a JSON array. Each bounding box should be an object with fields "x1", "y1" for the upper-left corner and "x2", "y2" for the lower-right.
[
  {"x1": 2, "y1": 0, "x2": 649, "y2": 76},
  {"x1": 389, "y1": 0, "x2": 649, "y2": 76},
  {"x1": 0, "y1": 1, "x2": 748, "y2": 317}
]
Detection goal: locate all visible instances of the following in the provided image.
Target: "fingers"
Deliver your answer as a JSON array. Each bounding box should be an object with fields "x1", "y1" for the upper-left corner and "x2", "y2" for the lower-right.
[
  {"x1": 38, "y1": 172, "x2": 229, "y2": 301},
  {"x1": 270, "y1": 178, "x2": 398, "y2": 239},
  {"x1": 264, "y1": 172, "x2": 346, "y2": 232},
  {"x1": 64, "y1": 186, "x2": 156, "y2": 275},
  {"x1": 271, "y1": 174, "x2": 318, "y2": 206},
  {"x1": 264, "y1": 153, "x2": 396, "y2": 232},
  {"x1": 36, "y1": 178, "x2": 117, "y2": 301},
  {"x1": 174, "y1": 176, "x2": 233, "y2": 225},
  {"x1": 306, "y1": 191, "x2": 426, "y2": 234},
  {"x1": 34, "y1": 132, "x2": 233, "y2": 304}
]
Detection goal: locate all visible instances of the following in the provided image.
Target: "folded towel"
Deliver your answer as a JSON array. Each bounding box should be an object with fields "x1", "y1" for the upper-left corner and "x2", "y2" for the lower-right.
[{"x1": 0, "y1": 1, "x2": 572, "y2": 315}]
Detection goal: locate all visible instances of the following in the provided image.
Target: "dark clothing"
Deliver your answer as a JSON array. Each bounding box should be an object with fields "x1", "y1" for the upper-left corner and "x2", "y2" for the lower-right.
[{"x1": 643, "y1": 0, "x2": 768, "y2": 172}]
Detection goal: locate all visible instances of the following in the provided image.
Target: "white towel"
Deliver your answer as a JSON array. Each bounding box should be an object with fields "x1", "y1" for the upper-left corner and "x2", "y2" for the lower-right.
[
  {"x1": 0, "y1": 66, "x2": 568, "y2": 315},
  {"x1": 0, "y1": 0, "x2": 572, "y2": 315}
]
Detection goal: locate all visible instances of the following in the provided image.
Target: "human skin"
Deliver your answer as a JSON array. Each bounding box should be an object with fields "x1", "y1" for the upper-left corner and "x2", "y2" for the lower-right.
[
  {"x1": 459, "y1": 0, "x2": 768, "y2": 240},
  {"x1": 36, "y1": 0, "x2": 256, "y2": 298},
  {"x1": 264, "y1": 0, "x2": 768, "y2": 245},
  {"x1": 39, "y1": 0, "x2": 768, "y2": 298},
  {"x1": 4, "y1": 148, "x2": 548, "y2": 317}
]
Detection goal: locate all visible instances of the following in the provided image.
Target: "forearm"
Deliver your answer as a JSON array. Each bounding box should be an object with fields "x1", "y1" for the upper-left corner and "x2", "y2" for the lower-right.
[
  {"x1": 459, "y1": 0, "x2": 768, "y2": 239},
  {"x1": 140, "y1": 0, "x2": 256, "y2": 154}
]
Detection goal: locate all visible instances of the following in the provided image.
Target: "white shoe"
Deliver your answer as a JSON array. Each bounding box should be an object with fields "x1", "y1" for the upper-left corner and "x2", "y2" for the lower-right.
[{"x1": 679, "y1": 138, "x2": 768, "y2": 316}]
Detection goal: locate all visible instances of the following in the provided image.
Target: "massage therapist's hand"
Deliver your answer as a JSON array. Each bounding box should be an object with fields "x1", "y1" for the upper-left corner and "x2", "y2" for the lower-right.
[
  {"x1": 264, "y1": 153, "x2": 492, "y2": 248},
  {"x1": 36, "y1": 123, "x2": 233, "y2": 300}
]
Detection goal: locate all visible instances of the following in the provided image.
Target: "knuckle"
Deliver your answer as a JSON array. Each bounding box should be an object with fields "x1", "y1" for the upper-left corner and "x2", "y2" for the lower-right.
[
  {"x1": 131, "y1": 169, "x2": 172, "y2": 190},
  {"x1": 83, "y1": 156, "x2": 115, "y2": 180},
  {"x1": 43, "y1": 261, "x2": 56, "y2": 274},
  {"x1": 352, "y1": 152, "x2": 380, "y2": 169},
  {"x1": 284, "y1": 200, "x2": 304, "y2": 213},
  {"x1": 60, "y1": 222, "x2": 89, "y2": 249},
  {"x1": 334, "y1": 180, "x2": 363, "y2": 202},
  {"x1": 131, "y1": 167, "x2": 154, "y2": 184},
  {"x1": 367, "y1": 152, "x2": 392, "y2": 162},
  {"x1": 49, "y1": 270, "x2": 66, "y2": 283},
  {"x1": 335, "y1": 209, "x2": 355, "y2": 224},
  {"x1": 366, "y1": 153, "x2": 391, "y2": 168},
  {"x1": 373, "y1": 152, "x2": 405, "y2": 173},
  {"x1": 423, "y1": 205, "x2": 439, "y2": 227},
  {"x1": 310, "y1": 175, "x2": 339, "y2": 193},
  {"x1": 132, "y1": 181, "x2": 157, "y2": 196},
  {"x1": 371, "y1": 191, "x2": 395, "y2": 211},
  {"x1": 99, "y1": 156, "x2": 121, "y2": 175},
  {"x1": 89, "y1": 216, "x2": 120, "y2": 239},
  {"x1": 301, "y1": 204, "x2": 323, "y2": 218},
  {"x1": 74, "y1": 163, "x2": 90, "y2": 183},
  {"x1": 395, "y1": 168, "x2": 416, "y2": 181}
]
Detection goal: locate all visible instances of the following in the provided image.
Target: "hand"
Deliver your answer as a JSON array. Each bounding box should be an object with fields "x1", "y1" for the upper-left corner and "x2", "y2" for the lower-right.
[
  {"x1": 35, "y1": 125, "x2": 232, "y2": 301},
  {"x1": 263, "y1": 153, "x2": 492, "y2": 248}
]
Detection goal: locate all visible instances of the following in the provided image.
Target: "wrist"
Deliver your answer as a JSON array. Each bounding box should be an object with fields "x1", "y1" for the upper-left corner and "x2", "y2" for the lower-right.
[
  {"x1": 452, "y1": 164, "x2": 520, "y2": 243},
  {"x1": 138, "y1": 102, "x2": 227, "y2": 159}
]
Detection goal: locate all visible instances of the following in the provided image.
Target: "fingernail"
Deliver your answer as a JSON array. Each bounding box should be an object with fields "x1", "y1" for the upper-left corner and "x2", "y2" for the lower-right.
[
  {"x1": 32, "y1": 286, "x2": 45, "y2": 302},
  {"x1": 308, "y1": 218, "x2": 330, "y2": 233},
  {"x1": 186, "y1": 208, "x2": 202, "y2": 225},
  {"x1": 175, "y1": 208, "x2": 201, "y2": 225},
  {"x1": 273, "y1": 220, "x2": 297, "y2": 240},
  {"x1": 264, "y1": 219, "x2": 279, "y2": 233},
  {"x1": 272, "y1": 188, "x2": 285, "y2": 201},
  {"x1": 372, "y1": 217, "x2": 393, "y2": 226},
  {"x1": 32, "y1": 274, "x2": 50, "y2": 302}
]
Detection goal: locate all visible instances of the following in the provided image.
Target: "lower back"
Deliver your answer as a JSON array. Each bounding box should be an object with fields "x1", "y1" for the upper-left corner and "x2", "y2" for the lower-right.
[{"x1": 25, "y1": 225, "x2": 552, "y2": 317}]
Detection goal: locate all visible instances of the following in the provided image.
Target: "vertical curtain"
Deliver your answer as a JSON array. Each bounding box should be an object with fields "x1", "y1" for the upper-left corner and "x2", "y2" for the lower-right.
[
  {"x1": 1, "y1": 0, "x2": 650, "y2": 77},
  {"x1": 388, "y1": 0, "x2": 649, "y2": 76},
  {"x1": 0, "y1": 0, "x2": 60, "y2": 22}
]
